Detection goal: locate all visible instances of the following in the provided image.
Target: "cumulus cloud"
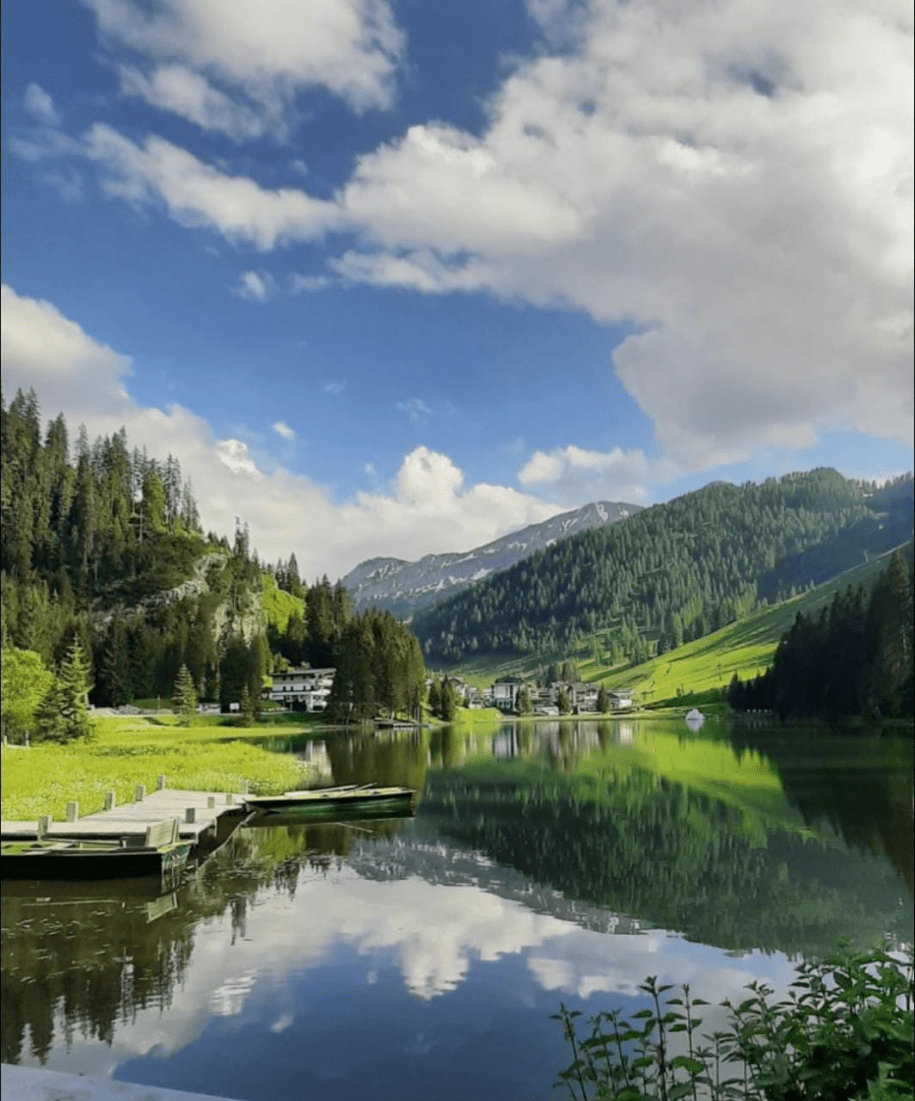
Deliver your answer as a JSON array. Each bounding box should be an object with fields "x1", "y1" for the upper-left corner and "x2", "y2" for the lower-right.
[
  {"x1": 1, "y1": 285, "x2": 559, "y2": 577},
  {"x1": 272, "y1": 420, "x2": 296, "y2": 441},
  {"x1": 117, "y1": 63, "x2": 272, "y2": 142},
  {"x1": 66, "y1": 0, "x2": 912, "y2": 483},
  {"x1": 518, "y1": 444, "x2": 678, "y2": 505},
  {"x1": 86, "y1": 0, "x2": 405, "y2": 128},
  {"x1": 23, "y1": 83, "x2": 61, "y2": 126},
  {"x1": 233, "y1": 269, "x2": 275, "y2": 301},
  {"x1": 83, "y1": 125, "x2": 343, "y2": 248}
]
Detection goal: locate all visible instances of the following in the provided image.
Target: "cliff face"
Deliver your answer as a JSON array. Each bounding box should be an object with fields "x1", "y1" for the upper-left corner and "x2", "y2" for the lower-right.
[
  {"x1": 339, "y1": 501, "x2": 641, "y2": 618},
  {"x1": 92, "y1": 550, "x2": 267, "y2": 645}
]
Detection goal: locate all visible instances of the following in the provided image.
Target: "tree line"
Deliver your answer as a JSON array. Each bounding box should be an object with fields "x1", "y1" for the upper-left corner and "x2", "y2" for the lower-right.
[
  {"x1": 728, "y1": 550, "x2": 914, "y2": 721},
  {"x1": 412, "y1": 468, "x2": 913, "y2": 664},
  {"x1": 1, "y1": 390, "x2": 426, "y2": 739}
]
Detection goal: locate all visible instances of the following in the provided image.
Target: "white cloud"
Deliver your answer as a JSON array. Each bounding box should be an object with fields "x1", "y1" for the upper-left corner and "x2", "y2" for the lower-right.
[
  {"x1": 323, "y1": 379, "x2": 347, "y2": 395},
  {"x1": 291, "y1": 273, "x2": 333, "y2": 292},
  {"x1": 233, "y1": 269, "x2": 275, "y2": 301},
  {"x1": 83, "y1": 125, "x2": 343, "y2": 249},
  {"x1": 18, "y1": 0, "x2": 912, "y2": 508},
  {"x1": 86, "y1": 0, "x2": 405, "y2": 123},
  {"x1": 272, "y1": 420, "x2": 296, "y2": 441},
  {"x1": 23, "y1": 83, "x2": 61, "y2": 126},
  {"x1": 1, "y1": 285, "x2": 559, "y2": 577},
  {"x1": 71, "y1": 0, "x2": 913, "y2": 482},
  {"x1": 518, "y1": 444, "x2": 677, "y2": 505},
  {"x1": 328, "y1": 0, "x2": 914, "y2": 466},
  {"x1": 117, "y1": 63, "x2": 272, "y2": 142}
]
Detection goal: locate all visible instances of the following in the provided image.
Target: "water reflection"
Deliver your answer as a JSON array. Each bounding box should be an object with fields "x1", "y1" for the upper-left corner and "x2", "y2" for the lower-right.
[{"x1": 2, "y1": 719, "x2": 911, "y2": 1098}]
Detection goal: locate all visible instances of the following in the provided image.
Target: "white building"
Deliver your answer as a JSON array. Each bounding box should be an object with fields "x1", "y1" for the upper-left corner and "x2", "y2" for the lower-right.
[{"x1": 266, "y1": 668, "x2": 335, "y2": 711}]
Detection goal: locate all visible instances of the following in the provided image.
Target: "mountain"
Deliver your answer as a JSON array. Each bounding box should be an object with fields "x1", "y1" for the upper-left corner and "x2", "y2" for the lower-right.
[
  {"x1": 338, "y1": 500, "x2": 642, "y2": 618},
  {"x1": 411, "y1": 468, "x2": 914, "y2": 664}
]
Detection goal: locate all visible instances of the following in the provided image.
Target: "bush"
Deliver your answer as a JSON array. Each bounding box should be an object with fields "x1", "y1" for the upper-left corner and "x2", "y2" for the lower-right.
[{"x1": 553, "y1": 943, "x2": 914, "y2": 1100}]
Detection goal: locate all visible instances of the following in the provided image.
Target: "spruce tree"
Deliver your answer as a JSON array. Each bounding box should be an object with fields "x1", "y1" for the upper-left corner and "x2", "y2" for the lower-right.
[
  {"x1": 58, "y1": 635, "x2": 91, "y2": 741},
  {"x1": 33, "y1": 679, "x2": 65, "y2": 742},
  {"x1": 172, "y1": 663, "x2": 197, "y2": 724}
]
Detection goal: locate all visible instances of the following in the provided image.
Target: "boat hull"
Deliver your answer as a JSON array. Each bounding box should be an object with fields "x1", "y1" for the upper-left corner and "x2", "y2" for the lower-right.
[
  {"x1": 1, "y1": 839, "x2": 193, "y2": 880},
  {"x1": 243, "y1": 787, "x2": 415, "y2": 815}
]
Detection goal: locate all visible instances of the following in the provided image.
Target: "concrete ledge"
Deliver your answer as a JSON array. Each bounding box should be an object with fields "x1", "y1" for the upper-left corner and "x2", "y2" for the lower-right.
[{"x1": 1, "y1": 1064, "x2": 243, "y2": 1101}]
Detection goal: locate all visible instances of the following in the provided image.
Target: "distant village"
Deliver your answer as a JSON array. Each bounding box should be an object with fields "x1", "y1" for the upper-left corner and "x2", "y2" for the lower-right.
[{"x1": 264, "y1": 668, "x2": 633, "y2": 716}]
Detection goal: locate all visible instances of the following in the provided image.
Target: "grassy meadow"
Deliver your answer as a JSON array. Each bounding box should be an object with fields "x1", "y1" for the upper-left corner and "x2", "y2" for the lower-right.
[{"x1": 0, "y1": 714, "x2": 319, "y2": 822}]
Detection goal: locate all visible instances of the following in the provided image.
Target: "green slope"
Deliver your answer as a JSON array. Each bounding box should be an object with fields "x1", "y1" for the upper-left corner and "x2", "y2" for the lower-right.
[{"x1": 446, "y1": 546, "x2": 905, "y2": 707}]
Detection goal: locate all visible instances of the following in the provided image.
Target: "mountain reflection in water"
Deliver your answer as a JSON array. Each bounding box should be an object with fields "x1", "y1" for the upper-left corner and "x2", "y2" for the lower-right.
[{"x1": 2, "y1": 720, "x2": 911, "y2": 1100}]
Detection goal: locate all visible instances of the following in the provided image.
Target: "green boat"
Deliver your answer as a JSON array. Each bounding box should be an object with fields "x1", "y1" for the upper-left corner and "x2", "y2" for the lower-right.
[
  {"x1": 242, "y1": 783, "x2": 416, "y2": 815},
  {"x1": 1, "y1": 836, "x2": 193, "y2": 880}
]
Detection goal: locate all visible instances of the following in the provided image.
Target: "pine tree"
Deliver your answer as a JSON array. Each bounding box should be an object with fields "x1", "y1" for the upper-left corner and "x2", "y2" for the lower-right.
[
  {"x1": 172, "y1": 663, "x2": 197, "y2": 724},
  {"x1": 33, "y1": 679, "x2": 65, "y2": 742},
  {"x1": 428, "y1": 676, "x2": 442, "y2": 717},
  {"x1": 58, "y1": 635, "x2": 92, "y2": 741},
  {"x1": 596, "y1": 685, "x2": 610, "y2": 713}
]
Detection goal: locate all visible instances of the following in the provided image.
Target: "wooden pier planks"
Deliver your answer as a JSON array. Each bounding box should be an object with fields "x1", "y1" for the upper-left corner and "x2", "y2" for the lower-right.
[{"x1": 1, "y1": 788, "x2": 245, "y2": 843}]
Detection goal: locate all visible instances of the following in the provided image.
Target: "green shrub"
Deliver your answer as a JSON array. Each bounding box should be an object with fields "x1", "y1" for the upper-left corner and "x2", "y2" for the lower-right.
[{"x1": 554, "y1": 943, "x2": 914, "y2": 1100}]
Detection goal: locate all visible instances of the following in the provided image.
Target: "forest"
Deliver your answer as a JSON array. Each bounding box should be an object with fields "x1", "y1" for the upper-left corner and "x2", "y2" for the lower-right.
[
  {"x1": 0, "y1": 389, "x2": 425, "y2": 737},
  {"x1": 411, "y1": 468, "x2": 914, "y2": 664},
  {"x1": 728, "y1": 550, "x2": 914, "y2": 721}
]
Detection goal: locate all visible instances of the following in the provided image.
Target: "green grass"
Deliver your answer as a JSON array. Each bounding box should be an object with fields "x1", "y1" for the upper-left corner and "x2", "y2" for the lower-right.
[
  {"x1": 451, "y1": 706, "x2": 505, "y2": 725},
  {"x1": 0, "y1": 716, "x2": 316, "y2": 821},
  {"x1": 261, "y1": 572, "x2": 304, "y2": 633},
  {"x1": 446, "y1": 549, "x2": 902, "y2": 708}
]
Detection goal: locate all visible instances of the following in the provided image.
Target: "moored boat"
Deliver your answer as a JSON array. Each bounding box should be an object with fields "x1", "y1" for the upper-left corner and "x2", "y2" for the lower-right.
[
  {"x1": 1, "y1": 836, "x2": 193, "y2": 880},
  {"x1": 242, "y1": 783, "x2": 416, "y2": 815}
]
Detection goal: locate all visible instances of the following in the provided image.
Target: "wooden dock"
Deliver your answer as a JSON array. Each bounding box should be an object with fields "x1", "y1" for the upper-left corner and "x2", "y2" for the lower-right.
[{"x1": 1, "y1": 786, "x2": 247, "y2": 845}]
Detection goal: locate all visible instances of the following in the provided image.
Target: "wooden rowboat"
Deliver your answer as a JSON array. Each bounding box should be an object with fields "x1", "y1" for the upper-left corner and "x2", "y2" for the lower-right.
[
  {"x1": 0, "y1": 837, "x2": 193, "y2": 880},
  {"x1": 0, "y1": 815, "x2": 192, "y2": 880},
  {"x1": 242, "y1": 783, "x2": 416, "y2": 815}
]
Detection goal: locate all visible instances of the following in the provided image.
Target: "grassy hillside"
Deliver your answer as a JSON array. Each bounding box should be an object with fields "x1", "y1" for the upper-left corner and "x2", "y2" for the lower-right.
[{"x1": 444, "y1": 547, "x2": 904, "y2": 708}]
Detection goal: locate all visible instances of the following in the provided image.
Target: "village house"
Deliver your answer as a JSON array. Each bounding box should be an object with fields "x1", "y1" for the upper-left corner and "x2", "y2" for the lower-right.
[
  {"x1": 491, "y1": 676, "x2": 524, "y2": 711},
  {"x1": 483, "y1": 677, "x2": 635, "y2": 714},
  {"x1": 265, "y1": 668, "x2": 335, "y2": 711}
]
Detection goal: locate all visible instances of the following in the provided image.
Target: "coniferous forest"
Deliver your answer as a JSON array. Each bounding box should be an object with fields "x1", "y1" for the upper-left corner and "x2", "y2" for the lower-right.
[
  {"x1": 729, "y1": 550, "x2": 914, "y2": 721},
  {"x1": 1, "y1": 390, "x2": 425, "y2": 737},
  {"x1": 412, "y1": 468, "x2": 914, "y2": 665}
]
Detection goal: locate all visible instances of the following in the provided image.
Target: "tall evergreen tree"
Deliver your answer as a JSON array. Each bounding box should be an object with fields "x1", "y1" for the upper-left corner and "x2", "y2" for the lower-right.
[{"x1": 172, "y1": 664, "x2": 198, "y2": 724}]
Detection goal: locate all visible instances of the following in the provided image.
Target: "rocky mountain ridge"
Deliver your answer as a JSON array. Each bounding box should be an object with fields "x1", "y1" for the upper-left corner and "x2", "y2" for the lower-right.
[{"x1": 339, "y1": 500, "x2": 641, "y2": 617}]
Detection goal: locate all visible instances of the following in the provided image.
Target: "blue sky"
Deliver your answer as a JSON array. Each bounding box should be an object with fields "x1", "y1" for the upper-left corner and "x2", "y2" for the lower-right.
[{"x1": 2, "y1": 0, "x2": 912, "y2": 580}]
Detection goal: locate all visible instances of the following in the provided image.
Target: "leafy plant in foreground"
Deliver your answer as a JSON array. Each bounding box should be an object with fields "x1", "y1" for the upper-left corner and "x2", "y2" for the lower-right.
[{"x1": 553, "y1": 943, "x2": 914, "y2": 1100}]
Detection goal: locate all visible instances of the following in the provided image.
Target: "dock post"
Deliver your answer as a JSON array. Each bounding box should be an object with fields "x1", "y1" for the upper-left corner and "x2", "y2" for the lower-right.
[
  {"x1": 185, "y1": 807, "x2": 196, "y2": 823},
  {"x1": 104, "y1": 791, "x2": 116, "y2": 810},
  {"x1": 207, "y1": 796, "x2": 216, "y2": 809},
  {"x1": 156, "y1": 774, "x2": 166, "y2": 790},
  {"x1": 66, "y1": 802, "x2": 79, "y2": 822},
  {"x1": 37, "y1": 815, "x2": 50, "y2": 839},
  {"x1": 134, "y1": 784, "x2": 146, "y2": 802},
  {"x1": 226, "y1": 793, "x2": 235, "y2": 805},
  {"x1": 241, "y1": 779, "x2": 249, "y2": 795}
]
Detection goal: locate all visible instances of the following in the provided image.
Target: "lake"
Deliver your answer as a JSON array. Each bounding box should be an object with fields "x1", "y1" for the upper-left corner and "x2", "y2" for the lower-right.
[{"x1": 2, "y1": 717, "x2": 912, "y2": 1100}]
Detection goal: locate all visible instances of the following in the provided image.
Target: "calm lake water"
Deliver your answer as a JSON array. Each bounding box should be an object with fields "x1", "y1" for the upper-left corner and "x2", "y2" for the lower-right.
[{"x1": 2, "y1": 717, "x2": 912, "y2": 1100}]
